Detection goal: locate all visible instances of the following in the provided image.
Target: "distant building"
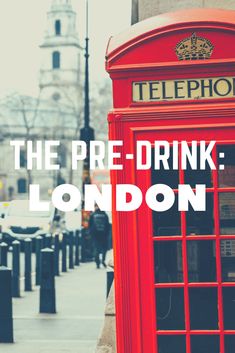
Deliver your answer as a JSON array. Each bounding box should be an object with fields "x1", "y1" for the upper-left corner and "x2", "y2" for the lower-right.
[
  {"x1": 0, "y1": 0, "x2": 111, "y2": 202},
  {"x1": 0, "y1": 0, "x2": 83, "y2": 201},
  {"x1": 40, "y1": 0, "x2": 82, "y2": 107},
  {"x1": 132, "y1": 0, "x2": 235, "y2": 24}
]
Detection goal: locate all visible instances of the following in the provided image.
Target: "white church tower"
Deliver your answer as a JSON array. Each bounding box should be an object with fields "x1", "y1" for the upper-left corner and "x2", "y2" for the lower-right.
[{"x1": 39, "y1": 0, "x2": 81, "y2": 104}]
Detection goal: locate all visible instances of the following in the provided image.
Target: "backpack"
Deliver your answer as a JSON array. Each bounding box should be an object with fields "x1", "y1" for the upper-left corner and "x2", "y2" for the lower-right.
[{"x1": 92, "y1": 212, "x2": 107, "y2": 232}]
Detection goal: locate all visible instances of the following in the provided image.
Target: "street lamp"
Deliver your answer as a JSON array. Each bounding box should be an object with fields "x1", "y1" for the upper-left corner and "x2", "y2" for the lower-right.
[{"x1": 80, "y1": 0, "x2": 95, "y2": 261}]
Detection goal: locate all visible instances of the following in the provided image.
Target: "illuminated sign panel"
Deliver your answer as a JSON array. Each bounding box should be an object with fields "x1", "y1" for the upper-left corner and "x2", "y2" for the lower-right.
[{"x1": 133, "y1": 76, "x2": 235, "y2": 102}]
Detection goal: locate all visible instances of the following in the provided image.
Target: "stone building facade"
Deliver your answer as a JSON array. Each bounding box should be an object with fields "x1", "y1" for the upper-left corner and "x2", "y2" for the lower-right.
[
  {"x1": 0, "y1": 0, "x2": 83, "y2": 201},
  {"x1": 40, "y1": 0, "x2": 82, "y2": 106},
  {"x1": 132, "y1": 0, "x2": 235, "y2": 24},
  {"x1": 0, "y1": 0, "x2": 110, "y2": 201}
]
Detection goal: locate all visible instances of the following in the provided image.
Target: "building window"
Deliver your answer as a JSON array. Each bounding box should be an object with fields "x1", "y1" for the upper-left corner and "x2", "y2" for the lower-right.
[
  {"x1": 17, "y1": 178, "x2": 27, "y2": 194},
  {"x1": 52, "y1": 51, "x2": 60, "y2": 69},
  {"x1": 52, "y1": 92, "x2": 61, "y2": 101},
  {"x1": 55, "y1": 20, "x2": 61, "y2": 36}
]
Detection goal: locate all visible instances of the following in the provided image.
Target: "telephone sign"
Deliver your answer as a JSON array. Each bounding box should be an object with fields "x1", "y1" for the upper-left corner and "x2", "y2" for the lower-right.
[
  {"x1": 106, "y1": 8, "x2": 235, "y2": 353},
  {"x1": 133, "y1": 76, "x2": 235, "y2": 102}
]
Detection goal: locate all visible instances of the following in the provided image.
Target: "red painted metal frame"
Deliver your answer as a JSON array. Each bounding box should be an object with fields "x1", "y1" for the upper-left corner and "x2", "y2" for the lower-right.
[
  {"x1": 106, "y1": 8, "x2": 235, "y2": 353},
  {"x1": 109, "y1": 119, "x2": 235, "y2": 353},
  {"x1": 135, "y1": 126, "x2": 235, "y2": 353}
]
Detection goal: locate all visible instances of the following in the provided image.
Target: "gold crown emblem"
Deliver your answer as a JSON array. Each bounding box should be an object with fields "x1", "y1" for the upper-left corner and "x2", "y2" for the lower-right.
[{"x1": 175, "y1": 32, "x2": 214, "y2": 61}]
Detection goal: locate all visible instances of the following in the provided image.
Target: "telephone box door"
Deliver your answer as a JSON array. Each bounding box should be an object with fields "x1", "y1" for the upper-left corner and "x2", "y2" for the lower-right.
[{"x1": 135, "y1": 125, "x2": 235, "y2": 353}]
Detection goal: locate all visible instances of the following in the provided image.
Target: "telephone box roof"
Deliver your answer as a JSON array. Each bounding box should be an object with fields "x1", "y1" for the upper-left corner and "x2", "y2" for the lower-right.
[{"x1": 106, "y1": 8, "x2": 235, "y2": 59}]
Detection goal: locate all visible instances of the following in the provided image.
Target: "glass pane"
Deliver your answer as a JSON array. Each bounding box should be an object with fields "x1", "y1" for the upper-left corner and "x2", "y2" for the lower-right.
[
  {"x1": 221, "y1": 240, "x2": 235, "y2": 281},
  {"x1": 157, "y1": 335, "x2": 186, "y2": 353},
  {"x1": 186, "y1": 193, "x2": 214, "y2": 235},
  {"x1": 191, "y1": 335, "x2": 220, "y2": 353},
  {"x1": 187, "y1": 241, "x2": 216, "y2": 282},
  {"x1": 153, "y1": 195, "x2": 181, "y2": 236},
  {"x1": 154, "y1": 241, "x2": 183, "y2": 283},
  {"x1": 184, "y1": 145, "x2": 213, "y2": 188},
  {"x1": 220, "y1": 193, "x2": 235, "y2": 235},
  {"x1": 218, "y1": 145, "x2": 235, "y2": 188},
  {"x1": 223, "y1": 287, "x2": 235, "y2": 329},
  {"x1": 225, "y1": 335, "x2": 235, "y2": 353},
  {"x1": 152, "y1": 147, "x2": 179, "y2": 189},
  {"x1": 189, "y1": 288, "x2": 218, "y2": 329},
  {"x1": 156, "y1": 288, "x2": 185, "y2": 330}
]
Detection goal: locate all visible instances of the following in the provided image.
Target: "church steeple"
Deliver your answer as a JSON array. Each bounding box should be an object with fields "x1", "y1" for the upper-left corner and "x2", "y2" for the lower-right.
[
  {"x1": 51, "y1": 0, "x2": 72, "y2": 6},
  {"x1": 51, "y1": 0, "x2": 73, "y2": 12},
  {"x1": 43, "y1": 0, "x2": 79, "y2": 45},
  {"x1": 39, "y1": 0, "x2": 81, "y2": 103}
]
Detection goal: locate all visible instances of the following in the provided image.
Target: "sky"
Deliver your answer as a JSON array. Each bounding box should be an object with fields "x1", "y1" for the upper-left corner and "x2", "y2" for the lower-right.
[{"x1": 0, "y1": 0, "x2": 131, "y2": 98}]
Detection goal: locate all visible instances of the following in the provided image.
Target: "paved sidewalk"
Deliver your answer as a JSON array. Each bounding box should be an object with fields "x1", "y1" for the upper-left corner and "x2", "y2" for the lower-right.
[{"x1": 1, "y1": 262, "x2": 106, "y2": 353}]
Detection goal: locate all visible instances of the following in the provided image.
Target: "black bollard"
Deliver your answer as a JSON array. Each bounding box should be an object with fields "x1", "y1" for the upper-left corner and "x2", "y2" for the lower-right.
[
  {"x1": 35, "y1": 236, "x2": 43, "y2": 286},
  {"x1": 12, "y1": 240, "x2": 20, "y2": 298},
  {"x1": 45, "y1": 234, "x2": 52, "y2": 248},
  {"x1": 24, "y1": 238, "x2": 32, "y2": 291},
  {"x1": 61, "y1": 232, "x2": 67, "y2": 272},
  {"x1": 80, "y1": 228, "x2": 93, "y2": 262},
  {"x1": 42, "y1": 235, "x2": 46, "y2": 248},
  {"x1": 74, "y1": 230, "x2": 80, "y2": 266},
  {"x1": 53, "y1": 233, "x2": 60, "y2": 276},
  {"x1": 39, "y1": 248, "x2": 56, "y2": 313},
  {"x1": 0, "y1": 267, "x2": 14, "y2": 342},
  {"x1": 69, "y1": 231, "x2": 74, "y2": 269},
  {"x1": 80, "y1": 228, "x2": 85, "y2": 263},
  {"x1": 0, "y1": 242, "x2": 8, "y2": 266},
  {"x1": 106, "y1": 269, "x2": 114, "y2": 298}
]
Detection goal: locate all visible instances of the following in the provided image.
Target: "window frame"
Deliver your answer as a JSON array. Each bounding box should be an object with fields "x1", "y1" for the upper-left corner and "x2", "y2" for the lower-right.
[{"x1": 52, "y1": 51, "x2": 60, "y2": 69}]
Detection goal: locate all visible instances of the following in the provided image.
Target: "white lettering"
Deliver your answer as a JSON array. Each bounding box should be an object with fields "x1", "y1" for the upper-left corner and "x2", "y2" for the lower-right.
[
  {"x1": 72, "y1": 141, "x2": 87, "y2": 170},
  {"x1": 136, "y1": 141, "x2": 151, "y2": 170},
  {"x1": 10, "y1": 140, "x2": 25, "y2": 170},
  {"x1": 84, "y1": 184, "x2": 111, "y2": 211},
  {"x1": 108, "y1": 141, "x2": 123, "y2": 170},
  {"x1": 116, "y1": 184, "x2": 142, "y2": 211},
  {"x1": 45, "y1": 141, "x2": 60, "y2": 170},
  {"x1": 51, "y1": 184, "x2": 81, "y2": 212}
]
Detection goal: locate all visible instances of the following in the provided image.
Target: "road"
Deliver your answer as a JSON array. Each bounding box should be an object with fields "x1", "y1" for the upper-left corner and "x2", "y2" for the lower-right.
[{"x1": 0, "y1": 253, "x2": 106, "y2": 353}]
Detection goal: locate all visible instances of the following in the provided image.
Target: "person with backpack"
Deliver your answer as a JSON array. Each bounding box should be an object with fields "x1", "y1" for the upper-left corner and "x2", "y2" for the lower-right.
[{"x1": 89, "y1": 204, "x2": 110, "y2": 269}]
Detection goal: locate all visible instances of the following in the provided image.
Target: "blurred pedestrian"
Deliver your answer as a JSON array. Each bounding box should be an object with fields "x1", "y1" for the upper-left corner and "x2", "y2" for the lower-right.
[{"x1": 89, "y1": 204, "x2": 110, "y2": 269}]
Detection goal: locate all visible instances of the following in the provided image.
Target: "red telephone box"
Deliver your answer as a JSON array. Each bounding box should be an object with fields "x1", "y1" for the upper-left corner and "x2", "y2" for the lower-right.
[{"x1": 106, "y1": 8, "x2": 235, "y2": 353}]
